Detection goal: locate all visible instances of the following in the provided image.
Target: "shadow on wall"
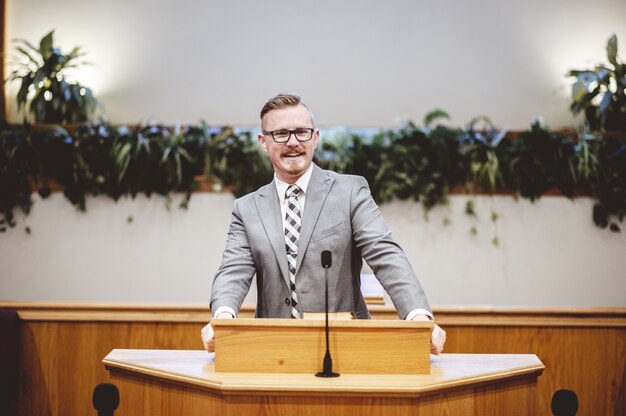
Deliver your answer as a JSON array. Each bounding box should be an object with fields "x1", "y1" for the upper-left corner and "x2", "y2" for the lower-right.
[
  {"x1": 16, "y1": 320, "x2": 51, "y2": 415},
  {"x1": 0, "y1": 309, "x2": 20, "y2": 416}
]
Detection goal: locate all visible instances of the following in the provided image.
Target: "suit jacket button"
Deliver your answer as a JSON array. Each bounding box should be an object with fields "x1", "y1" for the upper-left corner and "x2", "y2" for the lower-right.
[{"x1": 285, "y1": 298, "x2": 291, "y2": 306}]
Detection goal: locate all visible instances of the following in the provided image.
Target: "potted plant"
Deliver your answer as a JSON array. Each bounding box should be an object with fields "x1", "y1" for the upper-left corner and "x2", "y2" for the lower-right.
[
  {"x1": 568, "y1": 33, "x2": 626, "y2": 132},
  {"x1": 5, "y1": 30, "x2": 99, "y2": 124}
]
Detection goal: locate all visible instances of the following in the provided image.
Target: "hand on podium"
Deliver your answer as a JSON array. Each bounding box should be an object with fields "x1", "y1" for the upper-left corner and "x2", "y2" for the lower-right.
[
  {"x1": 411, "y1": 314, "x2": 446, "y2": 355},
  {"x1": 201, "y1": 312, "x2": 234, "y2": 353},
  {"x1": 201, "y1": 312, "x2": 446, "y2": 355}
]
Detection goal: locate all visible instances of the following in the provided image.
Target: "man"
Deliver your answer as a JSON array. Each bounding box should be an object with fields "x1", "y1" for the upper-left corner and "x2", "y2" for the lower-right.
[{"x1": 201, "y1": 94, "x2": 445, "y2": 354}]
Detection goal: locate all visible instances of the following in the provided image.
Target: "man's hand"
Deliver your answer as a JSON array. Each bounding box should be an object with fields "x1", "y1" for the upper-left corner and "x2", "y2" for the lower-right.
[
  {"x1": 200, "y1": 312, "x2": 234, "y2": 352},
  {"x1": 411, "y1": 314, "x2": 446, "y2": 355}
]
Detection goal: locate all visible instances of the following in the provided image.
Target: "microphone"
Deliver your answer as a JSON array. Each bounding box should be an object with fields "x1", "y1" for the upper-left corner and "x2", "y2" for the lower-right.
[
  {"x1": 92, "y1": 383, "x2": 119, "y2": 416},
  {"x1": 321, "y1": 250, "x2": 332, "y2": 268},
  {"x1": 315, "y1": 250, "x2": 340, "y2": 378}
]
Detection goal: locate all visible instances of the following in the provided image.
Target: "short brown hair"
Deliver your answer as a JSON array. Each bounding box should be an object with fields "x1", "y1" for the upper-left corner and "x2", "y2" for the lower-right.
[{"x1": 260, "y1": 93, "x2": 313, "y2": 123}]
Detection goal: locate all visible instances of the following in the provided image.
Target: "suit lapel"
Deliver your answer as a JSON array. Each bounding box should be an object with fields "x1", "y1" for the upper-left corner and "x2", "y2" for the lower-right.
[
  {"x1": 254, "y1": 182, "x2": 290, "y2": 286},
  {"x1": 296, "y1": 165, "x2": 334, "y2": 273}
]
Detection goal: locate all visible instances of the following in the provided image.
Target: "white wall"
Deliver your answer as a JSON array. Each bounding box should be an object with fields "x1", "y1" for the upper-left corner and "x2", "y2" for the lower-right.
[
  {"x1": 1, "y1": 193, "x2": 624, "y2": 307},
  {"x1": 380, "y1": 196, "x2": 626, "y2": 307},
  {"x1": 5, "y1": 0, "x2": 626, "y2": 129},
  {"x1": 3, "y1": 1, "x2": 626, "y2": 308}
]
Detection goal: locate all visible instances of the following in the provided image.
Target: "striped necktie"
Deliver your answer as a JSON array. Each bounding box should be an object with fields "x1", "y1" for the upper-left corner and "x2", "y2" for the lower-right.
[{"x1": 284, "y1": 184, "x2": 302, "y2": 319}]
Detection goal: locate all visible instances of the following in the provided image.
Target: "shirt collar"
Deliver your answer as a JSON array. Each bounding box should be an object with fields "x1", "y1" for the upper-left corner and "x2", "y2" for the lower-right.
[{"x1": 275, "y1": 163, "x2": 314, "y2": 204}]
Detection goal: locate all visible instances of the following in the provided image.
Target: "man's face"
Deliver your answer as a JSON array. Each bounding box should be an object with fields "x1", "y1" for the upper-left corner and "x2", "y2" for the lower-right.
[{"x1": 258, "y1": 104, "x2": 319, "y2": 184}]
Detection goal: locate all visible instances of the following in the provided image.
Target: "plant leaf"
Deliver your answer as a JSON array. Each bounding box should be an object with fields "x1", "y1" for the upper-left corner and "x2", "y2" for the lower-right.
[
  {"x1": 13, "y1": 38, "x2": 39, "y2": 53},
  {"x1": 607, "y1": 34, "x2": 618, "y2": 67},
  {"x1": 15, "y1": 46, "x2": 41, "y2": 66},
  {"x1": 39, "y1": 30, "x2": 55, "y2": 58},
  {"x1": 16, "y1": 76, "x2": 33, "y2": 106},
  {"x1": 598, "y1": 91, "x2": 613, "y2": 122},
  {"x1": 424, "y1": 109, "x2": 450, "y2": 129}
]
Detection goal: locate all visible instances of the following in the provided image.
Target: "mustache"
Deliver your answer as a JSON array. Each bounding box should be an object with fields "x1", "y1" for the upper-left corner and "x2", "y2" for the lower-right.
[{"x1": 281, "y1": 148, "x2": 306, "y2": 156}]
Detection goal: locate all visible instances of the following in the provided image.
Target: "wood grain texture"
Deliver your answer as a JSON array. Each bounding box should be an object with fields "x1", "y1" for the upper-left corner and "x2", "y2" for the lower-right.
[
  {"x1": 443, "y1": 326, "x2": 626, "y2": 416},
  {"x1": 104, "y1": 350, "x2": 543, "y2": 395},
  {"x1": 104, "y1": 350, "x2": 542, "y2": 415},
  {"x1": 2, "y1": 302, "x2": 625, "y2": 325},
  {"x1": 4, "y1": 303, "x2": 625, "y2": 415},
  {"x1": 16, "y1": 321, "x2": 202, "y2": 415},
  {"x1": 213, "y1": 318, "x2": 432, "y2": 374}
]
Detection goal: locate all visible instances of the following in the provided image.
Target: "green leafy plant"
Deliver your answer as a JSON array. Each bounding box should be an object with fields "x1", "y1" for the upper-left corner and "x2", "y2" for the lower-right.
[
  {"x1": 205, "y1": 126, "x2": 273, "y2": 196},
  {"x1": 89, "y1": 122, "x2": 210, "y2": 207},
  {"x1": 383, "y1": 117, "x2": 464, "y2": 209},
  {"x1": 568, "y1": 34, "x2": 626, "y2": 131},
  {"x1": 589, "y1": 137, "x2": 626, "y2": 231},
  {"x1": 456, "y1": 117, "x2": 508, "y2": 244},
  {"x1": 5, "y1": 30, "x2": 98, "y2": 124},
  {"x1": 318, "y1": 130, "x2": 389, "y2": 200},
  {"x1": 320, "y1": 111, "x2": 464, "y2": 210},
  {"x1": 1, "y1": 115, "x2": 625, "y2": 234},
  {"x1": 501, "y1": 121, "x2": 578, "y2": 200},
  {"x1": 458, "y1": 116, "x2": 508, "y2": 193},
  {"x1": 0, "y1": 122, "x2": 36, "y2": 231}
]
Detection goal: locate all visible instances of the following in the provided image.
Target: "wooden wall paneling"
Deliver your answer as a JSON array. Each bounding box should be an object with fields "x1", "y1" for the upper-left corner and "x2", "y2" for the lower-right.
[
  {"x1": 108, "y1": 362, "x2": 539, "y2": 416},
  {"x1": 443, "y1": 326, "x2": 626, "y2": 416},
  {"x1": 4, "y1": 303, "x2": 625, "y2": 416},
  {"x1": 17, "y1": 321, "x2": 203, "y2": 416}
]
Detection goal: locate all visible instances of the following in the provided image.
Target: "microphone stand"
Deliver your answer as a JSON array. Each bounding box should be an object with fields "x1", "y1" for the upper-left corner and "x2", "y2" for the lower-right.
[{"x1": 315, "y1": 260, "x2": 339, "y2": 378}]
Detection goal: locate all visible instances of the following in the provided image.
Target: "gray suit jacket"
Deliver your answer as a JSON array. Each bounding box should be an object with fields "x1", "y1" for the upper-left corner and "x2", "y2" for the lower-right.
[{"x1": 210, "y1": 164, "x2": 431, "y2": 319}]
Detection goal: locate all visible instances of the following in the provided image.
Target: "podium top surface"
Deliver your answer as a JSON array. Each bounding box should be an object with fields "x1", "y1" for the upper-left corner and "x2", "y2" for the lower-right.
[
  {"x1": 103, "y1": 349, "x2": 544, "y2": 397},
  {"x1": 210, "y1": 318, "x2": 433, "y2": 329}
]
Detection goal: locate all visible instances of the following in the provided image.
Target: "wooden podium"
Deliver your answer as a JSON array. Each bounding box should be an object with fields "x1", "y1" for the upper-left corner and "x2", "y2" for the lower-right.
[
  {"x1": 103, "y1": 319, "x2": 545, "y2": 415},
  {"x1": 212, "y1": 318, "x2": 432, "y2": 374}
]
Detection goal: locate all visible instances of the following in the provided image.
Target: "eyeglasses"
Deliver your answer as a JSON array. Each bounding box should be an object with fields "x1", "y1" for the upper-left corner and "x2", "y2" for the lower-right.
[{"x1": 262, "y1": 128, "x2": 315, "y2": 143}]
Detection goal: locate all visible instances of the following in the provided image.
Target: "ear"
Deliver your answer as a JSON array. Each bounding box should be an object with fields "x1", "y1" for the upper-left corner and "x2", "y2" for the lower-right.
[
  {"x1": 312, "y1": 128, "x2": 320, "y2": 149},
  {"x1": 258, "y1": 131, "x2": 268, "y2": 153}
]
